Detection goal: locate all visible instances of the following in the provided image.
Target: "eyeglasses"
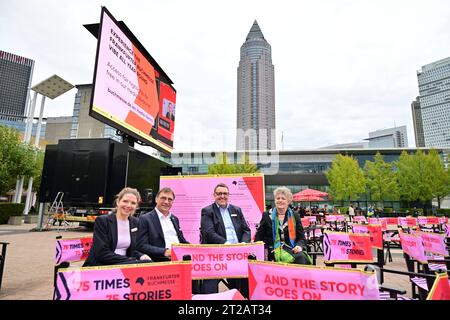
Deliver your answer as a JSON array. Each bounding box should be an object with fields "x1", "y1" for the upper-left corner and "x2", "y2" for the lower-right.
[
  {"x1": 215, "y1": 192, "x2": 229, "y2": 197},
  {"x1": 159, "y1": 196, "x2": 174, "y2": 202}
]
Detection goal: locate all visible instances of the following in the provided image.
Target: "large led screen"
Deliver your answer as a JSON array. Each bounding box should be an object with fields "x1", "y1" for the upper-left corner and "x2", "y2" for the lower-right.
[{"x1": 90, "y1": 7, "x2": 176, "y2": 154}]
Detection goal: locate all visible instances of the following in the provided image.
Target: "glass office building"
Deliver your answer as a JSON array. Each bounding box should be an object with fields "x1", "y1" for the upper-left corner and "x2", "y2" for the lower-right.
[
  {"x1": 0, "y1": 50, "x2": 34, "y2": 121},
  {"x1": 416, "y1": 57, "x2": 450, "y2": 148},
  {"x1": 166, "y1": 148, "x2": 446, "y2": 208}
]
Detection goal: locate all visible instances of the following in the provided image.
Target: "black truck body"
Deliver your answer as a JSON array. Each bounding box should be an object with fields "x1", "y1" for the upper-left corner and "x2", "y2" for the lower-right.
[{"x1": 39, "y1": 138, "x2": 172, "y2": 223}]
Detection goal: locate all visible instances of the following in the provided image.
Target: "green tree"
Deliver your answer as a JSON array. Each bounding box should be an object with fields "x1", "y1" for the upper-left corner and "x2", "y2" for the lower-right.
[
  {"x1": 0, "y1": 125, "x2": 19, "y2": 192},
  {"x1": 396, "y1": 151, "x2": 416, "y2": 206},
  {"x1": 31, "y1": 150, "x2": 45, "y2": 193},
  {"x1": 397, "y1": 150, "x2": 435, "y2": 210},
  {"x1": 363, "y1": 152, "x2": 399, "y2": 209},
  {"x1": 427, "y1": 149, "x2": 450, "y2": 208},
  {"x1": 0, "y1": 126, "x2": 38, "y2": 194},
  {"x1": 234, "y1": 152, "x2": 259, "y2": 174},
  {"x1": 326, "y1": 154, "x2": 366, "y2": 202},
  {"x1": 208, "y1": 152, "x2": 260, "y2": 174}
]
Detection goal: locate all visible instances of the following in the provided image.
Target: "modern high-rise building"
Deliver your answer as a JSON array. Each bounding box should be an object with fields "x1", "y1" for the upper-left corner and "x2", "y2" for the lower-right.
[
  {"x1": 411, "y1": 96, "x2": 425, "y2": 147},
  {"x1": 0, "y1": 50, "x2": 34, "y2": 121},
  {"x1": 416, "y1": 57, "x2": 450, "y2": 148},
  {"x1": 365, "y1": 126, "x2": 408, "y2": 148},
  {"x1": 236, "y1": 20, "x2": 275, "y2": 150},
  {"x1": 70, "y1": 84, "x2": 121, "y2": 142},
  {"x1": 45, "y1": 116, "x2": 72, "y2": 144}
]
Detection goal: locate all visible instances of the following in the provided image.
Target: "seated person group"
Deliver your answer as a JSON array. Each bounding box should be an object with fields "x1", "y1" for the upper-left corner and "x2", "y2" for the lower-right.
[{"x1": 84, "y1": 185, "x2": 310, "y2": 296}]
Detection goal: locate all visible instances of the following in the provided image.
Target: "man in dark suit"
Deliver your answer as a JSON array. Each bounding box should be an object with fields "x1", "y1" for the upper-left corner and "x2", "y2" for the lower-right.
[
  {"x1": 137, "y1": 187, "x2": 188, "y2": 262},
  {"x1": 166, "y1": 103, "x2": 175, "y2": 121},
  {"x1": 200, "y1": 183, "x2": 251, "y2": 296}
]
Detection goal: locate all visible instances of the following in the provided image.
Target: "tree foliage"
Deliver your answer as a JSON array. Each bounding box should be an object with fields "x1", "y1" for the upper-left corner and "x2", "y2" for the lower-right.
[
  {"x1": 0, "y1": 125, "x2": 42, "y2": 194},
  {"x1": 326, "y1": 154, "x2": 366, "y2": 201},
  {"x1": 397, "y1": 149, "x2": 450, "y2": 207},
  {"x1": 427, "y1": 149, "x2": 450, "y2": 207},
  {"x1": 208, "y1": 152, "x2": 260, "y2": 174},
  {"x1": 363, "y1": 152, "x2": 399, "y2": 207}
]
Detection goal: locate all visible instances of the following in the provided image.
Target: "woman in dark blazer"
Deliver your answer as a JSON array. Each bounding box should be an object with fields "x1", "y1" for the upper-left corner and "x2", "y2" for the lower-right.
[
  {"x1": 255, "y1": 186, "x2": 309, "y2": 265},
  {"x1": 83, "y1": 187, "x2": 152, "y2": 266}
]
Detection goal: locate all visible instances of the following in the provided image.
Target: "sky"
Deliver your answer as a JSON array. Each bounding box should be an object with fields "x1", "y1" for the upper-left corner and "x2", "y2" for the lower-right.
[{"x1": 2, "y1": 0, "x2": 450, "y2": 153}]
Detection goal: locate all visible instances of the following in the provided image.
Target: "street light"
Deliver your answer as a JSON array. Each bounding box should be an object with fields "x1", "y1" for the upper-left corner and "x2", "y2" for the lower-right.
[{"x1": 20, "y1": 75, "x2": 73, "y2": 224}]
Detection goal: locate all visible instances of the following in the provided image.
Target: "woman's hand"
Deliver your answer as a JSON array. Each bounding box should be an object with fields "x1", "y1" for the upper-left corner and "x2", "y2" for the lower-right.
[
  {"x1": 140, "y1": 254, "x2": 152, "y2": 261},
  {"x1": 292, "y1": 246, "x2": 302, "y2": 254},
  {"x1": 164, "y1": 249, "x2": 171, "y2": 258}
]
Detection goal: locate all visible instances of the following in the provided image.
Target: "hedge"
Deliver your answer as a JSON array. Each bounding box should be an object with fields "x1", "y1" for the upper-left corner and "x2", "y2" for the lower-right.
[
  {"x1": 0, "y1": 203, "x2": 25, "y2": 224},
  {"x1": 335, "y1": 207, "x2": 349, "y2": 214},
  {"x1": 436, "y1": 208, "x2": 450, "y2": 216}
]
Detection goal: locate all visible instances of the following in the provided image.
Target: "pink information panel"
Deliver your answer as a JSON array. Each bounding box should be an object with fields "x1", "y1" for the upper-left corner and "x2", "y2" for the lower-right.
[{"x1": 160, "y1": 174, "x2": 265, "y2": 244}]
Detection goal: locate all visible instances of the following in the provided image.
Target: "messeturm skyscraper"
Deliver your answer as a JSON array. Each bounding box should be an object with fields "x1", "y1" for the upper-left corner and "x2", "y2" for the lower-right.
[{"x1": 236, "y1": 20, "x2": 275, "y2": 150}]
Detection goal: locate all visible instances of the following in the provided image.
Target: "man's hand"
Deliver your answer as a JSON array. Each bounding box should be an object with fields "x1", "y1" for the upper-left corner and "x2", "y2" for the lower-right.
[{"x1": 140, "y1": 254, "x2": 152, "y2": 261}]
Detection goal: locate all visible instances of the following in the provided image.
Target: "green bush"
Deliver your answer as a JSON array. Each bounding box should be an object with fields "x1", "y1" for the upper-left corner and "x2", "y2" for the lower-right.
[
  {"x1": 0, "y1": 203, "x2": 25, "y2": 224},
  {"x1": 335, "y1": 207, "x2": 348, "y2": 214},
  {"x1": 436, "y1": 208, "x2": 450, "y2": 216}
]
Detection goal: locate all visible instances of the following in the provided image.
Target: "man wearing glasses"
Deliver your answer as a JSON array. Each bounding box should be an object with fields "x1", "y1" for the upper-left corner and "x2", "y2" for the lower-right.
[
  {"x1": 200, "y1": 183, "x2": 251, "y2": 296},
  {"x1": 137, "y1": 187, "x2": 188, "y2": 261}
]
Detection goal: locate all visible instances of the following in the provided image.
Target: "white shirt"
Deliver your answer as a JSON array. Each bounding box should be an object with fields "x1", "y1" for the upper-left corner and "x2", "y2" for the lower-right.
[
  {"x1": 216, "y1": 203, "x2": 239, "y2": 244},
  {"x1": 349, "y1": 206, "x2": 355, "y2": 216},
  {"x1": 155, "y1": 208, "x2": 180, "y2": 248},
  {"x1": 114, "y1": 218, "x2": 131, "y2": 256}
]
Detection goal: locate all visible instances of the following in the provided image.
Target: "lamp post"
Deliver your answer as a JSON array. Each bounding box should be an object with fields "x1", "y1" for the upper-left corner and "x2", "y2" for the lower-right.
[{"x1": 20, "y1": 75, "x2": 73, "y2": 227}]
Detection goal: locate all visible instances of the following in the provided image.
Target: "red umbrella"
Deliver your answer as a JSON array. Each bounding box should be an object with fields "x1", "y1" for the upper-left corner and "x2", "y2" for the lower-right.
[
  {"x1": 294, "y1": 188, "x2": 328, "y2": 198},
  {"x1": 293, "y1": 194, "x2": 325, "y2": 202}
]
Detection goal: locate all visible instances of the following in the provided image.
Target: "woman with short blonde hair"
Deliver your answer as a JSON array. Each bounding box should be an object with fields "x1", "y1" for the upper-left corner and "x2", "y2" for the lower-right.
[
  {"x1": 273, "y1": 186, "x2": 293, "y2": 202},
  {"x1": 255, "y1": 186, "x2": 310, "y2": 265}
]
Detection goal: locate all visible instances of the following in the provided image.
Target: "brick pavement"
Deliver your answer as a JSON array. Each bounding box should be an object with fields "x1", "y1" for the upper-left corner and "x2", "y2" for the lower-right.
[
  {"x1": 0, "y1": 222, "x2": 415, "y2": 300},
  {"x1": 0, "y1": 222, "x2": 91, "y2": 300}
]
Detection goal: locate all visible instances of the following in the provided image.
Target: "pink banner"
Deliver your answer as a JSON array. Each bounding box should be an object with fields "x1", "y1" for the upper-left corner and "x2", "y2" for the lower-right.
[
  {"x1": 439, "y1": 217, "x2": 449, "y2": 224},
  {"x1": 171, "y1": 243, "x2": 264, "y2": 279},
  {"x1": 383, "y1": 230, "x2": 400, "y2": 242},
  {"x1": 54, "y1": 262, "x2": 192, "y2": 300},
  {"x1": 55, "y1": 237, "x2": 93, "y2": 264},
  {"x1": 420, "y1": 232, "x2": 448, "y2": 256},
  {"x1": 305, "y1": 228, "x2": 323, "y2": 240},
  {"x1": 326, "y1": 215, "x2": 345, "y2": 222},
  {"x1": 399, "y1": 232, "x2": 427, "y2": 263},
  {"x1": 418, "y1": 216, "x2": 440, "y2": 225},
  {"x1": 248, "y1": 261, "x2": 379, "y2": 300},
  {"x1": 427, "y1": 273, "x2": 450, "y2": 300},
  {"x1": 160, "y1": 174, "x2": 265, "y2": 244},
  {"x1": 382, "y1": 217, "x2": 399, "y2": 226},
  {"x1": 399, "y1": 217, "x2": 418, "y2": 227},
  {"x1": 301, "y1": 217, "x2": 311, "y2": 228},
  {"x1": 368, "y1": 218, "x2": 387, "y2": 231},
  {"x1": 353, "y1": 216, "x2": 367, "y2": 224},
  {"x1": 352, "y1": 225, "x2": 383, "y2": 249},
  {"x1": 309, "y1": 216, "x2": 317, "y2": 223},
  {"x1": 323, "y1": 232, "x2": 373, "y2": 263}
]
